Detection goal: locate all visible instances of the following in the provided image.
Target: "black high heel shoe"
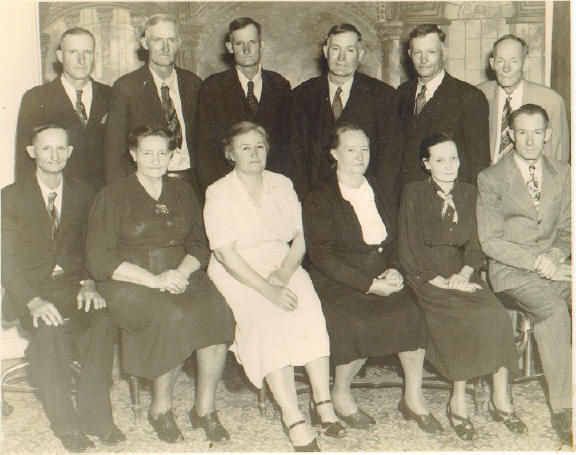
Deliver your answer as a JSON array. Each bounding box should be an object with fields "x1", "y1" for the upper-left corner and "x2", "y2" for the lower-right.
[
  {"x1": 398, "y1": 399, "x2": 444, "y2": 434},
  {"x1": 283, "y1": 420, "x2": 321, "y2": 452},
  {"x1": 309, "y1": 400, "x2": 346, "y2": 438},
  {"x1": 488, "y1": 400, "x2": 528, "y2": 434},
  {"x1": 446, "y1": 403, "x2": 476, "y2": 441}
]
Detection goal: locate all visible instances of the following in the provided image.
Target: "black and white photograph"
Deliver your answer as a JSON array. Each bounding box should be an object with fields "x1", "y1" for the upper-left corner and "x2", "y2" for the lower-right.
[{"x1": 0, "y1": 0, "x2": 572, "y2": 453}]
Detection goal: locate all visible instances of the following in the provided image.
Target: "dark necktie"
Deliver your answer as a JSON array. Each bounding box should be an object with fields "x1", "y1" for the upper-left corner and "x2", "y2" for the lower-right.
[
  {"x1": 414, "y1": 84, "x2": 427, "y2": 116},
  {"x1": 161, "y1": 84, "x2": 183, "y2": 148},
  {"x1": 47, "y1": 192, "x2": 60, "y2": 240},
  {"x1": 75, "y1": 89, "x2": 88, "y2": 127},
  {"x1": 247, "y1": 80, "x2": 258, "y2": 114},
  {"x1": 527, "y1": 165, "x2": 540, "y2": 210},
  {"x1": 332, "y1": 87, "x2": 343, "y2": 121},
  {"x1": 496, "y1": 96, "x2": 513, "y2": 163}
]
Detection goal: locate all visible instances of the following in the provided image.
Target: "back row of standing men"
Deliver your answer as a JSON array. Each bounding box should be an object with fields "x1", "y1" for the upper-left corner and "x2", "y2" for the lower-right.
[{"x1": 14, "y1": 15, "x2": 569, "y2": 200}]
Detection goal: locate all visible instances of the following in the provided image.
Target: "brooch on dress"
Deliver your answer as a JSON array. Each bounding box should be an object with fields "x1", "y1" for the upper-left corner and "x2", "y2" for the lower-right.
[{"x1": 155, "y1": 204, "x2": 170, "y2": 215}]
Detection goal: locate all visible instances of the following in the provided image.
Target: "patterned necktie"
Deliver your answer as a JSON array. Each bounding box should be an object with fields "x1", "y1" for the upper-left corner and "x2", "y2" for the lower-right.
[
  {"x1": 47, "y1": 192, "x2": 60, "y2": 240},
  {"x1": 414, "y1": 84, "x2": 427, "y2": 116},
  {"x1": 436, "y1": 189, "x2": 458, "y2": 223},
  {"x1": 161, "y1": 84, "x2": 183, "y2": 148},
  {"x1": 495, "y1": 96, "x2": 513, "y2": 163},
  {"x1": 332, "y1": 87, "x2": 343, "y2": 121},
  {"x1": 75, "y1": 89, "x2": 88, "y2": 127},
  {"x1": 527, "y1": 165, "x2": 541, "y2": 210},
  {"x1": 247, "y1": 80, "x2": 258, "y2": 114}
]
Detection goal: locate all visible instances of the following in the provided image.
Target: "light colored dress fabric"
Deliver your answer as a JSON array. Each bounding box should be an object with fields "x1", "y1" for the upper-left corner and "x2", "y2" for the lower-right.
[{"x1": 204, "y1": 170, "x2": 330, "y2": 387}]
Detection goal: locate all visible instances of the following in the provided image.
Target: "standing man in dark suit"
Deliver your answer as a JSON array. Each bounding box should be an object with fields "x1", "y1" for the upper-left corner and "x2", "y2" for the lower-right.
[
  {"x1": 195, "y1": 17, "x2": 291, "y2": 195},
  {"x1": 2, "y1": 124, "x2": 123, "y2": 452},
  {"x1": 105, "y1": 14, "x2": 201, "y2": 192},
  {"x1": 397, "y1": 24, "x2": 490, "y2": 185},
  {"x1": 15, "y1": 28, "x2": 111, "y2": 192},
  {"x1": 291, "y1": 23, "x2": 402, "y2": 198},
  {"x1": 477, "y1": 104, "x2": 571, "y2": 445}
]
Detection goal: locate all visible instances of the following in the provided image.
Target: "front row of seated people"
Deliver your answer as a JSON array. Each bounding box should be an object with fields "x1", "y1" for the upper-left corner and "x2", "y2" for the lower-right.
[{"x1": 1, "y1": 102, "x2": 571, "y2": 452}]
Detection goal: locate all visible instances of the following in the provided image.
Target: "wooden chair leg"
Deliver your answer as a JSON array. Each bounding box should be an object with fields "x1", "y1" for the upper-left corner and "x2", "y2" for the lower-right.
[
  {"x1": 129, "y1": 376, "x2": 141, "y2": 421},
  {"x1": 258, "y1": 385, "x2": 267, "y2": 417}
]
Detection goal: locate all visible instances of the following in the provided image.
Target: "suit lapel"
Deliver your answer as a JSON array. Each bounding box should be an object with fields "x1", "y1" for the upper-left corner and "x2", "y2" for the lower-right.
[
  {"x1": 54, "y1": 79, "x2": 86, "y2": 129},
  {"x1": 86, "y1": 80, "x2": 105, "y2": 129},
  {"x1": 487, "y1": 82, "x2": 499, "y2": 161},
  {"x1": 142, "y1": 66, "x2": 166, "y2": 125},
  {"x1": 176, "y1": 67, "x2": 195, "y2": 125},
  {"x1": 28, "y1": 178, "x2": 55, "y2": 243},
  {"x1": 539, "y1": 156, "x2": 559, "y2": 216},
  {"x1": 502, "y1": 154, "x2": 539, "y2": 217},
  {"x1": 320, "y1": 75, "x2": 335, "y2": 126}
]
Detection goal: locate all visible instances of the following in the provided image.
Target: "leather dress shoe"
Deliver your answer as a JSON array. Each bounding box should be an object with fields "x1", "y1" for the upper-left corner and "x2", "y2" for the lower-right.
[
  {"x1": 58, "y1": 430, "x2": 95, "y2": 453},
  {"x1": 488, "y1": 400, "x2": 528, "y2": 434},
  {"x1": 335, "y1": 407, "x2": 375, "y2": 429},
  {"x1": 551, "y1": 408, "x2": 572, "y2": 445},
  {"x1": 398, "y1": 399, "x2": 444, "y2": 434},
  {"x1": 309, "y1": 400, "x2": 346, "y2": 438},
  {"x1": 94, "y1": 425, "x2": 126, "y2": 446},
  {"x1": 189, "y1": 407, "x2": 230, "y2": 442},
  {"x1": 446, "y1": 403, "x2": 476, "y2": 441},
  {"x1": 282, "y1": 419, "x2": 320, "y2": 452},
  {"x1": 148, "y1": 409, "x2": 183, "y2": 443}
]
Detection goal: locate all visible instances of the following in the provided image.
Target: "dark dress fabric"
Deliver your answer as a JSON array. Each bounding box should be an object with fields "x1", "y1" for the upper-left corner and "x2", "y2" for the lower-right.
[
  {"x1": 86, "y1": 175, "x2": 234, "y2": 379},
  {"x1": 398, "y1": 179, "x2": 519, "y2": 381},
  {"x1": 303, "y1": 176, "x2": 427, "y2": 366}
]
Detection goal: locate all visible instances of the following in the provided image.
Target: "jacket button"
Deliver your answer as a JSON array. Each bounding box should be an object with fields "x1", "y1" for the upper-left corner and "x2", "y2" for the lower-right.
[{"x1": 378, "y1": 247, "x2": 383, "y2": 253}]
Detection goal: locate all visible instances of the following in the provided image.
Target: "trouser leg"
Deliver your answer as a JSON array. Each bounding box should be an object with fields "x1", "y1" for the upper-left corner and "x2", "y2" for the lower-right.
[
  {"x1": 27, "y1": 322, "x2": 78, "y2": 438},
  {"x1": 75, "y1": 309, "x2": 117, "y2": 434}
]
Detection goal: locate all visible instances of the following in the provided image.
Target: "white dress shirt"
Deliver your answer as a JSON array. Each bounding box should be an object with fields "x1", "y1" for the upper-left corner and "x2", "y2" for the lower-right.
[
  {"x1": 416, "y1": 69, "x2": 445, "y2": 102},
  {"x1": 61, "y1": 75, "x2": 93, "y2": 119},
  {"x1": 149, "y1": 67, "x2": 190, "y2": 171},
  {"x1": 37, "y1": 173, "x2": 63, "y2": 215},
  {"x1": 494, "y1": 81, "x2": 524, "y2": 157},
  {"x1": 328, "y1": 75, "x2": 354, "y2": 110},
  {"x1": 513, "y1": 153, "x2": 542, "y2": 190},
  {"x1": 338, "y1": 178, "x2": 388, "y2": 245},
  {"x1": 236, "y1": 65, "x2": 263, "y2": 102}
]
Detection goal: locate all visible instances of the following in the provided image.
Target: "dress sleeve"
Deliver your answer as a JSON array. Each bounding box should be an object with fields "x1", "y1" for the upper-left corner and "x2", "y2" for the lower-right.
[
  {"x1": 180, "y1": 182, "x2": 210, "y2": 268},
  {"x1": 398, "y1": 185, "x2": 438, "y2": 285},
  {"x1": 85, "y1": 185, "x2": 126, "y2": 281},
  {"x1": 462, "y1": 187, "x2": 487, "y2": 270},
  {"x1": 303, "y1": 190, "x2": 374, "y2": 293},
  {"x1": 203, "y1": 180, "x2": 239, "y2": 250}
]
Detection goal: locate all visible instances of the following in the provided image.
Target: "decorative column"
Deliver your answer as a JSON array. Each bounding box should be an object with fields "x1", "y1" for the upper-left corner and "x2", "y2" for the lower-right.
[
  {"x1": 375, "y1": 21, "x2": 407, "y2": 88},
  {"x1": 178, "y1": 24, "x2": 202, "y2": 73}
]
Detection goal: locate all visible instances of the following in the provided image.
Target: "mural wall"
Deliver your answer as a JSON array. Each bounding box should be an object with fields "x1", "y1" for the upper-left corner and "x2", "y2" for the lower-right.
[{"x1": 39, "y1": 1, "x2": 561, "y2": 91}]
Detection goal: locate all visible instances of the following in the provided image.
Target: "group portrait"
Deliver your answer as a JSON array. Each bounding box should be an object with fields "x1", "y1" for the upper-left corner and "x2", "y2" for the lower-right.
[{"x1": 0, "y1": 1, "x2": 572, "y2": 453}]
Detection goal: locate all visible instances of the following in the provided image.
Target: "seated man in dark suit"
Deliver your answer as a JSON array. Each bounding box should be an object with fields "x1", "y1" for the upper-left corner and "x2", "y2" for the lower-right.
[
  {"x1": 2, "y1": 124, "x2": 123, "y2": 452},
  {"x1": 477, "y1": 104, "x2": 571, "y2": 445},
  {"x1": 195, "y1": 17, "x2": 291, "y2": 195},
  {"x1": 291, "y1": 23, "x2": 402, "y2": 199},
  {"x1": 397, "y1": 24, "x2": 490, "y2": 185},
  {"x1": 15, "y1": 27, "x2": 111, "y2": 192}
]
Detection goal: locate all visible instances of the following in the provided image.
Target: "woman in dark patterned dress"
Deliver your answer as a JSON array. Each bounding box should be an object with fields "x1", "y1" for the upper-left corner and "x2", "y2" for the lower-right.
[
  {"x1": 86, "y1": 127, "x2": 235, "y2": 444},
  {"x1": 398, "y1": 133, "x2": 526, "y2": 440}
]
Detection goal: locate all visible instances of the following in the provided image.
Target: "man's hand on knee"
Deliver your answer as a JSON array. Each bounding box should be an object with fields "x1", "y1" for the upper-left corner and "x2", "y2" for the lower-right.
[
  {"x1": 27, "y1": 297, "x2": 63, "y2": 328},
  {"x1": 534, "y1": 253, "x2": 559, "y2": 280}
]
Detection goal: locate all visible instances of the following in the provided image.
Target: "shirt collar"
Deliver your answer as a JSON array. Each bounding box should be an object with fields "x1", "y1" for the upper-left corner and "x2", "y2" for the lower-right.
[
  {"x1": 36, "y1": 172, "x2": 63, "y2": 202},
  {"x1": 417, "y1": 69, "x2": 445, "y2": 98},
  {"x1": 328, "y1": 74, "x2": 354, "y2": 97},
  {"x1": 149, "y1": 66, "x2": 177, "y2": 90},
  {"x1": 513, "y1": 152, "x2": 542, "y2": 182},
  {"x1": 60, "y1": 75, "x2": 92, "y2": 103},
  {"x1": 236, "y1": 65, "x2": 262, "y2": 87},
  {"x1": 498, "y1": 80, "x2": 524, "y2": 109}
]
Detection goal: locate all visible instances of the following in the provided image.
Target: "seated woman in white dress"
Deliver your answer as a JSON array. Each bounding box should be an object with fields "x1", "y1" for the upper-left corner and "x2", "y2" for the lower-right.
[{"x1": 204, "y1": 122, "x2": 345, "y2": 452}]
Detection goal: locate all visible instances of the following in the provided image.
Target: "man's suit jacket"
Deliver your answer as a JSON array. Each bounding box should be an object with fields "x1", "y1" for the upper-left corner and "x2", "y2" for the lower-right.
[
  {"x1": 104, "y1": 65, "x2": 201, "y2": 184},
  {"x1": 15, "y1": 78, "x2": 111, "y2": 192},
  {"x1": 1, "y1": 174, "x2": 94, "y2": 323},
  {"x1": 477, "y1": 79, "x2": 570, "y2": 163},
  {"x1": 291, "y1": 72, "x2": 402, "y2": 199},
  {"x1": 397, "y1": 72, "x2": 490, "y2": 185},
  {"x1": 194, "y1": 68, "x2": 291, "y2": 195},
  {"x1": 477, "y1": 152, "x2": 571, "y2": 293}
]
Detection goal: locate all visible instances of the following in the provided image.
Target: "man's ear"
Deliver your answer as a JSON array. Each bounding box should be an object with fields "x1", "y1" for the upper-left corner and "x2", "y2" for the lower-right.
[
  {"x1": 322, "y1": 44, "x2": 328, "y2": 60},
  {"x1": 508, "y1": 129, "x2": 515, "y2": 143},
  {"x1": 67, "y1": 145, "x2": 74, "y2": 157},
  {"x1": 358, "y1": 46, "x2": 365, "y2": 62},
  {"x1": 56, "y1": 49, "x2": 63, "y2": 64},
  {"x1": 441, "y1": 44, "x2": 448, "y2": 60},
  {"x1": 422, "y1": 158, "x2": 431, "y2": 170},
  {"x1": 129, "y1": 150, "x2": 137, "y2": 162},
  {"x1": 26, "y1": 145, "x2": 36, "y2": 159},
  {"x1": 140, "y1": 36, "x2": 149, "y2": 51},
  {"x1": 329, "y1": 149, "x2": 338, "y2": 161},
  {"x1": 488, "y1": 57, "x2": 495, "y2": 71},
  {"x1": 225, "y1": 41, "x2": 233, "y2": 55},
  {"x1": 544, "y1": 128, "x2": 552, "y2": 143}
]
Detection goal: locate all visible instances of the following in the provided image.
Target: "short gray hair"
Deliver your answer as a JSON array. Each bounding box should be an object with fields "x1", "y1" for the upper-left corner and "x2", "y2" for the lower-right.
[{"x1": 143, "y1": 13, "x2": 178, "y2": 38}]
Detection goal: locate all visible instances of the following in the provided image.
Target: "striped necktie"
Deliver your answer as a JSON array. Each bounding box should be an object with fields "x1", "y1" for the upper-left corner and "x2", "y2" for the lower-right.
[
  {"x1": 495, "y1": 96, "x2": 513, "y2": 163},
  {"x1": 161, "y1": 84, "x2": 183, "y2": 148},
  {"x1": 247, "y1": 80, "x2": 258, "y2": 114},
  {"x1": 527, "y1": 165, "x2": 541, "y2": 210},
  {"x1": 47, "y1": 192, "x2": 60, "y2": 239},
  {"x1": 75, "y1": 89, "x2": 88, "y2": 127},
  {"x1": 414, "y1": 85, "x2": 427, "y2": 116}
]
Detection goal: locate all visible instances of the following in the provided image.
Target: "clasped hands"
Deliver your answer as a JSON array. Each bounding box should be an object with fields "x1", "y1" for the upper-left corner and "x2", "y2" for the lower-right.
[
  {"x1": 155, "y1": 269, "x2": 189, "y2": 294},
  {"x1": 368, "y1": 268, "x2": 404, "y2": 297},
  {"x1": 429, "y1": 273, "x2": 481, "y2": 293},
  {"x1": 265, "y1": 268, "x2": 298, "y2": 312},
  {"x1": 534, "y1": 250, "x2": 571, "y2": 281},
  {"x1": 27, "y1": 280, "x2": 106, "y2": 328}
]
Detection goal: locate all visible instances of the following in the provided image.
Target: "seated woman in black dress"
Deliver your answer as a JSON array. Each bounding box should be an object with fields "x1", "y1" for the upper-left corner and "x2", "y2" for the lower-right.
[
  {"x1": 398, "y1": 133, "x2": 526, "y2": 440},
  {"x1": 86, "y1": 127, "x2": 235, "y2": 444},
  {"x1": 303, "y1": 124, "x2": 441, "y2": 434}
]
